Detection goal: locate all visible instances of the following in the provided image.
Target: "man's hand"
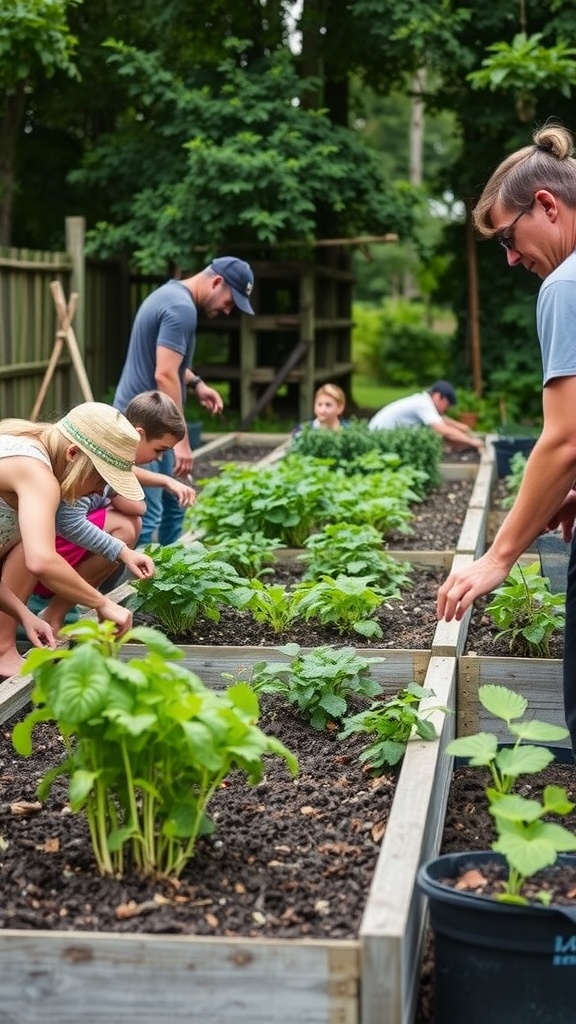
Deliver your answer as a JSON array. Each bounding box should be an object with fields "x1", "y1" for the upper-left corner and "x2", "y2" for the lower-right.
[
  {"x1": 196, "y1": 382, "x2": 224, "y2": 414},
  {"x1": 437, "y1": 550, "x2": 513, "y2": 622}
]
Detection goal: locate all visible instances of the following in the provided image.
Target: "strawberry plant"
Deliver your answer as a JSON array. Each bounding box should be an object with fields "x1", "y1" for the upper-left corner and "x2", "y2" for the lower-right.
[
  {"x1": 206, "y1": 531, "x2": 283, "y2": 579},
  {"x1": 12, "y1": 620, "x2": 298, "y2": 879},
  {"x1": 485, "y1": 561, "x2": 565, "y2": 657},
  {"x1": 339, "y1": 682, "x2": 446, "y2": 773},
  {"x1": 292, "y1": 574, "x2": 385, "y2": 639},
  {"x1": 246, "y1": 579, "x2": 302, "y2": 632},
  {"x1": 246, "y1": 643, "x2": 384, "y2": 730},
  {"x1": 300, "y1": 522, "x2": 412, "y2": 596},
  {"x1": 129, "y1": 541, "x2": 253, "y2": 633}
]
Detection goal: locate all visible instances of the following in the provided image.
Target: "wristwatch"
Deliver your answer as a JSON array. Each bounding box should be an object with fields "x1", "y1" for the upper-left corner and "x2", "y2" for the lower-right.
[{"x1": 188, "y1": 375, "x2": 203, "y2": 391}]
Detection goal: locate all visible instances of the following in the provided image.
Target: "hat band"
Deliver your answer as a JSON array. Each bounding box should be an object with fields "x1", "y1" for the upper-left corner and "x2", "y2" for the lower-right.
[{"x1": 61, "y1": 417, "x2": 134, "y2": 471}]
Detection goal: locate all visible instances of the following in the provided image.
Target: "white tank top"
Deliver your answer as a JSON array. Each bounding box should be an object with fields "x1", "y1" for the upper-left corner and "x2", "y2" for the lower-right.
[{"x1": 0, "y1": 436, "x2": 52, "y2": 551}]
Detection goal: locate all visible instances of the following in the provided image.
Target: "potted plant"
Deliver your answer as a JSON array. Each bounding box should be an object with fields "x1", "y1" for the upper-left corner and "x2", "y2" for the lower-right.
[{"x1": 417, "y1": 684, "x2": 576, "y2": 1024}]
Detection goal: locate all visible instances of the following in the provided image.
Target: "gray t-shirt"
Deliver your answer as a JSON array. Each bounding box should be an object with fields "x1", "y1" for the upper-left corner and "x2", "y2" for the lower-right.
[
  {"x1": 537, "y1": 250, "x2": 576, "y2": 384},
  {"x1": 368, "y1": 391, "x2": 441, "y2": 430},
  {"x1": 114, "y1": 279, "x2": 198, "y2": 412}
]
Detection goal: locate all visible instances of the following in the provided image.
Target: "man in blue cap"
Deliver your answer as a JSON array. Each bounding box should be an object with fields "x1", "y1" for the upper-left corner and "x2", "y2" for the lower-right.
[
  {"x1": 368, "y1": 380, "x2": 484, "y2": 451},
  {"x1": 114, "y1": 256, "x2": 255, "y2": 545}
]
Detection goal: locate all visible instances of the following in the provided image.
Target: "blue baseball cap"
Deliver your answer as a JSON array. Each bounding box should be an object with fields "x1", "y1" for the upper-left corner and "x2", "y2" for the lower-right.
[
  {"x1": 210, "y1": 257, "x2": 255, "y2": 314},
  {"x1": 429, "y1": 380, "x2": 457, "y2": 406}
]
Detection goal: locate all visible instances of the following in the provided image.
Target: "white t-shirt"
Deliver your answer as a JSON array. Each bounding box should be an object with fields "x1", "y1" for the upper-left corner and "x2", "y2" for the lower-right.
[{"x1": 368, "y1": 392, "x2": 441, "y2": 430}]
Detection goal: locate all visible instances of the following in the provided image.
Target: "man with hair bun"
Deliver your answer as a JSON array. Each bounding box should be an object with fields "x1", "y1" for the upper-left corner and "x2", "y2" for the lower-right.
[{"x1": 437, "y1": 121, "x2": 576, "y2": 752}]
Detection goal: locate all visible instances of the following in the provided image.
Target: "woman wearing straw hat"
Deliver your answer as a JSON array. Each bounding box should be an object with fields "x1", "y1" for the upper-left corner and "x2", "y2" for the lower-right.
[{"x1": 0, "y1": 401, "x2": 154, "y2": 679}]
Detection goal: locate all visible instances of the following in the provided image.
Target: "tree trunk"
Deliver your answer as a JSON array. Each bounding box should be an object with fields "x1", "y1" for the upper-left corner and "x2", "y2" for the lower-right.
[{"x1": 0, "y1": 83, "x2": 27, "y2": 246}]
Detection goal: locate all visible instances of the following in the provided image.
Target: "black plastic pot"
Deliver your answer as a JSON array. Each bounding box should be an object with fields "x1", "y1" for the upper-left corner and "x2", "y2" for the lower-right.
[
  {"x1": 417, "y1": 850, "x2": 576, "y2": 1024},
  {"x1": 493, "y1": 435, "x2": 537, "y2": 477}
]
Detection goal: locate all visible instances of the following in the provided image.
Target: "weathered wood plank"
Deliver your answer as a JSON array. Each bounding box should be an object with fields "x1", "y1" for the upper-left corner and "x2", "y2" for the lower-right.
[
  {"x1": 360, "y1": 656, "x2": 456, "y2": 1024},
  {"x1": 457, "y1": 655, "x2": 567, "y2": 746},
  {"x1": 455, "y1": 506, "x2": 487, "y2": 556},
  {"x1": 430, "y1": 555, "x2": 474, "y2": 658},
  {"x1": 0, "y1": 933, "x2": 359, "y2": 1024},
  {"x1": 114, "y1": 645, "x2": 431, "y2": 691}
]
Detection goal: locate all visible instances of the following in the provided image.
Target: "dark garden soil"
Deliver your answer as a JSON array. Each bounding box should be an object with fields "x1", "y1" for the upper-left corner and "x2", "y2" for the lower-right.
[
  {"x1": 137, "y1": 475, "x2": 475, "y2": 652},
  {"x1": 0, "y1": 696, "x2": 396, "y2": 940}
]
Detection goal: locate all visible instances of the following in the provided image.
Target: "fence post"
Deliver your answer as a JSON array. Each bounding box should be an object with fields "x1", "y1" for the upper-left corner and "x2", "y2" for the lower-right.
[{"x1": 65, "y1": 216, "x2": 87, "y2": 404}]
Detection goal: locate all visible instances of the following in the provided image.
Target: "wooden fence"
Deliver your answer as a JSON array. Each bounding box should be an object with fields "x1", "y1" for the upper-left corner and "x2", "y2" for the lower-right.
[{"x1": 0, "y1": 218, "x2": 163, "y2": 420}]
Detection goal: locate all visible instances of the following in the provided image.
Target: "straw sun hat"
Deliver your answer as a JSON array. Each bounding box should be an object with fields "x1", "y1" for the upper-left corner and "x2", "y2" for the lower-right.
[{"x1": 56, "y1": 402, "x2": 144, "y2": 501}]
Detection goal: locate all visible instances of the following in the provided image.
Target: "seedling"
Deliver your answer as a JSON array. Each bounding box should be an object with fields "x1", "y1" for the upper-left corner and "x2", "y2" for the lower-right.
[
  {"x1": 339, "y1": 682, "x2": 445, "y2": 773},
  {"x1": 446, "y1": 684, "x2": 576, "y2": 904}
]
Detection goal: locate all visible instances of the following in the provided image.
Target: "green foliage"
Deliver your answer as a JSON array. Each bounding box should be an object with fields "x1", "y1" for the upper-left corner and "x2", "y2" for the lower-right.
[
  {"x1": 0, "y1": 0, "x2": 80, "y2": 85},
  {"x1": 189, "y1": 456, "x2": 337, "y2": 547},
  {"x1": 12, "y1": 619, "x2": 297, "y2": 878},
  {"x1": 247, "y1": 644, "x2": 383, "y2": 732},
  {"x1": 366, "y1": 426, "x2": 443, "y2": 492},
  {"x1": 501, "y1": 452, "x2": 527, "y2": 510},
  {"x1": 292, "y1": 421, "x2": 442, "y2": 495},
  {"x1": 446, "y1": 684, "x2": 575, "y2": 903},
  {"x1": 485, "y1": 562, "x2": 565, "y2": 658},
  {"x1": 300, "y1": 522, "x2": 412, "y2": 598},
  {"x1": 352, "y1": 299, "x2": 453, "y2": 386},
  {"x1": 446, "y1": 388, "x2": 501, "y2": 432},
  {"x1": 129, "y1": 541, "x2": 253, "y2": 633},
  {"x1": 291, "y1": 574, "x2": 385, "y2": 640},
  {"x1": 189, "y1": 450, "x2": 426, "y2": 551},
  {"x1": 468, "y1": 33, "x2": 576, "y2": 121},
  {"x1": 339, "y1": 682, "x2": 444, "y2": 773},
  {"x1": 245, "y1": 580, "x2": 301, "y2": 634},
  {"x1": 77, "y1": 38, "x2": 417, "y2": 268},
  {"x1": 205, "y1": 531, "x2": 282, "y2": 579}
]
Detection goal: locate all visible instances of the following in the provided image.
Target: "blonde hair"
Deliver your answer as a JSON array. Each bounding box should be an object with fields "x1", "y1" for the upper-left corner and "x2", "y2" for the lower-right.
[
  {"x1": 473, "y1": 122, "x2": 576, "y2": 238},
  {"x1": 0, "y1": 418, "x2": 103, "y2": 502},
  {"x1": 315, "y1": 383, "x2": 346, "y2": 409}
]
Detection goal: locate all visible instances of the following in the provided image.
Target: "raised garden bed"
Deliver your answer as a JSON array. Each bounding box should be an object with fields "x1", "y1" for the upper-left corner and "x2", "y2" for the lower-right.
[{"x1": 0, "y1": 438, "x2": 496, "y2": 1024}]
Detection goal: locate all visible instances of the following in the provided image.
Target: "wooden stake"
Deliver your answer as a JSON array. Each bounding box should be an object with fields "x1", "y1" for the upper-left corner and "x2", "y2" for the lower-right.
[{"x1": 31, "y1": 280, "x2": 94, "y2": 420}]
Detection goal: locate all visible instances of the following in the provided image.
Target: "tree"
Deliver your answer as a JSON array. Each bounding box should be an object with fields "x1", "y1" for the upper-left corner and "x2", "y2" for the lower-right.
[{"x1": 0, "y1": 0, "x2": 80, "y2": 245}]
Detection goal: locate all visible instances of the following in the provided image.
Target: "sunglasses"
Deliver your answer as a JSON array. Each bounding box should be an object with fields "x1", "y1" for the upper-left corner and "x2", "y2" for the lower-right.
[{"x1": 495, "y1": 201, "x2": 535, "y2": 251}]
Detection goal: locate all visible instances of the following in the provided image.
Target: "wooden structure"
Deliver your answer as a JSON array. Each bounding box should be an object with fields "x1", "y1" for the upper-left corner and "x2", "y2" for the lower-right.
[{"x1": 194, "y1": 254, "x2": 355, "y2": 424}]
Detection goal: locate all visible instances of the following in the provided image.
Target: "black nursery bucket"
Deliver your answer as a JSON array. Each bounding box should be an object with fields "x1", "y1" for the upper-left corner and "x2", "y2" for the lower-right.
[
  {"x1": 417, "y1": 851, "x2": 576, "y2": 1024},
  {"x1": 493, "y1": 435, "x2": 537, "y2": 477}
]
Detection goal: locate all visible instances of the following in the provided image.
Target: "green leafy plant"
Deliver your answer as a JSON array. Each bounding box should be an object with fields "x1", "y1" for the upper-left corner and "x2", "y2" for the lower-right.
[
  {"x1": 446, "y1": 684, "x2": 576, "y2": 904},
  {"x1": 300, "y1": 522, "x2": 412, "y2": 597},
  {"x1": 501, "y1": 451, "x2": 527, "y2": 510},
  {"x1": 206, "y1": 531, "x2": 283, "y2": 579},
  {"x1": 485, "y1": 561, "x2": 565, "y2": 657},
  {"x1": 292, "y1": 574, "x2": 385, "y2": 639},
  {"x1": 338, "y1": 682, "x2": 445, "y2": 773},
  {"x1": 246, "y1": 643, "x2": 383, "y2": 731},
  {"x1": 245, "y1": 579, "x2": 302, "y2": 633},
  {"x1": 129, "y1": 541, "x2": 253, "y2": 633},
  {"x1": 12, "y1": 620, "x2": 298, "y2": 879}
]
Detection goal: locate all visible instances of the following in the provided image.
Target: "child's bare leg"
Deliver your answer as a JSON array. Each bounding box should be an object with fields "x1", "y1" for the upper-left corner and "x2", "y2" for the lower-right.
[
  {"x1": 0, "y1": 544, "x2": 37, "y2": 677},
  {"x1": 41, "y1": 510, "x2": 142, "y2": 633}
]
